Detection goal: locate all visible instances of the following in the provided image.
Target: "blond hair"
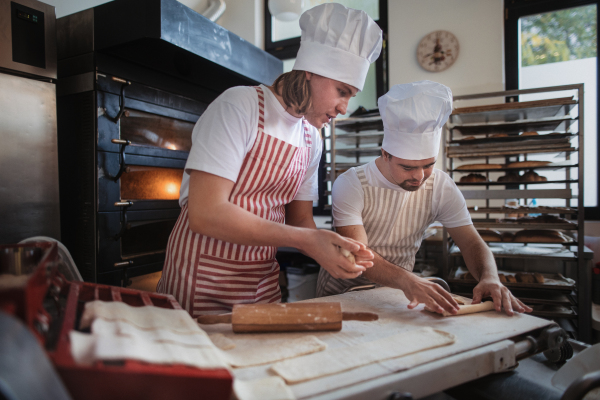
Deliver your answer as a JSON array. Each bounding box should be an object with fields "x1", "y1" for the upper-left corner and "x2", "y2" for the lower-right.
[{"x1": 272, "y1": 70, "x2": 312, "y2": 115}]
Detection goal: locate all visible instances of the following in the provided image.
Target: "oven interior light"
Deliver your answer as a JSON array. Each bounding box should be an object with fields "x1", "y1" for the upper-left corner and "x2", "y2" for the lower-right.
[{"x1": 165, "y1": 182, "x2": 179, "y2": 195}]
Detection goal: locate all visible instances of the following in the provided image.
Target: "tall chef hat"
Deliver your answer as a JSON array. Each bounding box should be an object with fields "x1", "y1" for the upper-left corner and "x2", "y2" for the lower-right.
[
  {"x1": 379, "y1": 81, "x2": 453, "y2": 160},
  {"x1": 292, "y1": 3, "x2": 382, "y2": 91}
]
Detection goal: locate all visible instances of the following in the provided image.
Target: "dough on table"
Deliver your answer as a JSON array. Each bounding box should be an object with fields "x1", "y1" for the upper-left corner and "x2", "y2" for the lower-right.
[
  {"x1": 80, "y1": 300, "x2": 203, "y2": 335},
  {"x1": 425, "y1": 301, "x2": 495, "y2": 317},
  {"x1": 224, "y1": 335, "x2": 327, "y2": 368},
  {"x1": 233, "y1": 377, "x2": 295, "y2": 400},
  {"x1": 209, "y1": 333, "x2": 236, "y2": 350},
  {"x1": 271, "y1": 327, "x2": 455, "y2": 384}
]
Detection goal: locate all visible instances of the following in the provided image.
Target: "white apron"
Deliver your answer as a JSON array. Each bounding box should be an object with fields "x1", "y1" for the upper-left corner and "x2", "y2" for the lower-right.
[{"x1": 317, "y1": 166, "x2": 436, "y2": 297}]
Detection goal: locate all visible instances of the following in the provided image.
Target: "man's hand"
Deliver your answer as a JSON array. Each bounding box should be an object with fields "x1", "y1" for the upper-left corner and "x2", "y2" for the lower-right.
[
  {"x1": 472, "y1": 277, "x2": 532, "y2": 316},
  {"x1": 403, "y1": 275, "x2": 460, "y2": 315}
]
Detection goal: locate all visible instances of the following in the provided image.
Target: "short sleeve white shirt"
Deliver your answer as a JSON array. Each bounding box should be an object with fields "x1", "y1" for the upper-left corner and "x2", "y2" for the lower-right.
[
  {"x1": 332, "y1": 160, "x2": 471, "y2": 228},
  {"x1": 179, "y1": 84, "x2": 322, "y2": 206}
]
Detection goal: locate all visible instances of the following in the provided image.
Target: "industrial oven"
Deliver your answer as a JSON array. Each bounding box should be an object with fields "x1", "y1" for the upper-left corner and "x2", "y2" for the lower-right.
[{"x1": 56, "y1": 0, "x2": 282, "y2": 286}]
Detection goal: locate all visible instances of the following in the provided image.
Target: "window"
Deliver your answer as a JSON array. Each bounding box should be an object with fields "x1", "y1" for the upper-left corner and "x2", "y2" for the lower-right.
[
  {"x1": 265, "y1": 0, "x2": 388, "y2": 105},
  {"x1": 505, "y1": 0, "x2": 599, "y2": 217}
]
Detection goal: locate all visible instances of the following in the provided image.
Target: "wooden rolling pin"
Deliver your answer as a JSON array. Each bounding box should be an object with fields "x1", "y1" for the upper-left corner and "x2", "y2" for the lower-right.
[{"x1": 197, "y1": 302, "x2": 378, "y2": 333}]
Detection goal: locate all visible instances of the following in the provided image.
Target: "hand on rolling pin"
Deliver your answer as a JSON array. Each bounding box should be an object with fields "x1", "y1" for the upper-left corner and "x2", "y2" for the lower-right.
[
  {"x1": 299, "y1": 230, "x2": 373, "y2": 279},
  {"x1": 472, "y1": 276, "x2": 532, "y2": 316},
  {"x1": 403, "y1": 274, "x2": 459, "y2": 315}
]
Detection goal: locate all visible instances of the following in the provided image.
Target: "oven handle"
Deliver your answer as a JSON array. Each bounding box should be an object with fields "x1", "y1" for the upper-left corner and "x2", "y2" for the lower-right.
[
  {"x1": 109, "y1": 77, "x2": 131, "y2": 123},
  {"x1": 109, "y1": 139, "x2": 131, "y2": 181},
  {"x1": 114, "y1": 201, "x2": 133, "y2": 241}
]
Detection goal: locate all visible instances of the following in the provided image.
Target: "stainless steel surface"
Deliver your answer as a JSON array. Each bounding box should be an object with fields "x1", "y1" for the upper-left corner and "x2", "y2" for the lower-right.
[
  {"x1": 0, "y1": 73, "x2": 60, "y2": 244},
  {"x1": 0, "y1": 0, "x2": 57, "y2": 79}
]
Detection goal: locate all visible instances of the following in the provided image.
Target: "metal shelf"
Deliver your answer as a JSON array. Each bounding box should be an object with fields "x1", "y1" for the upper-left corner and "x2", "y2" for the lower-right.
[
  {"x1": 443, "y1": 84, "x2": 590, "y2": 342},
  {"x1": 449, "y1": 117, "x2": 576, "y2": 135},
  {"x1": 448, "y1": 132, "x2": 576, "y2": 145},
  {"x1": 467, "y1": 206, "x2": 577, "y2": 214},
  {"x1": 456, "y1": 180, "x2": 578, "y2": 187},
  {"x1": 451, "y1": 161, "x2": 578, "y2": 172},
  {"x1": 471, "y1": 221, "x2": 577, "y2": 230},
  {"x1": 451, "y1": 97, "x2": 577, "y2": 125}
]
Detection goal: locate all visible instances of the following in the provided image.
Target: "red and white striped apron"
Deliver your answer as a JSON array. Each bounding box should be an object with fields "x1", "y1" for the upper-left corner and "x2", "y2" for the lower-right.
[{"x1": 157, "y1": 87, "x2": 312, "y2": 316}]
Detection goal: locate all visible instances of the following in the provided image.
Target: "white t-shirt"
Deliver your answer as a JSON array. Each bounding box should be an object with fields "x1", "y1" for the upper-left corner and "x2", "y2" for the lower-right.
[
  {"x1": 180, "y1": 84, "x2": 322, "y2": 206},
  {"x1": 332, "y1": 160, "x2": 472, "y2": 228}
]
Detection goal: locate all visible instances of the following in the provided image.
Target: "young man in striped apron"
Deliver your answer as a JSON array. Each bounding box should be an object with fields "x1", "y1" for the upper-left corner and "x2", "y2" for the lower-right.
[
  {"x1": 317, "y1": 81, "x2": 532, "y2": 316},
  {"x1": 157, "y1": 3, "x2": 379, "y2": 316}
]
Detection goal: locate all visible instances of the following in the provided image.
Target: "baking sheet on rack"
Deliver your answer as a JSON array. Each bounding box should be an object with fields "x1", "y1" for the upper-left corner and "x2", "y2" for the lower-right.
[
  {"x1": 200, "y1": 288, "x2": 553, "y2": 399},
  {"x1": 451, "y1": 266, "x2": 575, "y2": 288}
]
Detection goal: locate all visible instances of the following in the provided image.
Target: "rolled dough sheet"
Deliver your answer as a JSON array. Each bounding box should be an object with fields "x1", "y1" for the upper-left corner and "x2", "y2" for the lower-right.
[
  {"x1": 91, "y1": 319, "x2": 214, "y2": 348},
  {"x1": 271, "y1": 327, "x2": 455, "y2": 384},
  {"x1": 210, "y1": 333, "x2": 236, "y2": 350},
  {"x1": 234, "y1": 377, "x2": 295, "y2": 400},
  {"x1": 425, "y1": 301, "x2": 495, "y2": 317},
  {"x1": 69, "y1": 331, "x2": 229, "y2": 370},
  {"x1": 80, "y1": 300, "x2": 203, "y2": 335},
  {"x1": 225, "y1": 336, "x2": 327, "y2": 368}
]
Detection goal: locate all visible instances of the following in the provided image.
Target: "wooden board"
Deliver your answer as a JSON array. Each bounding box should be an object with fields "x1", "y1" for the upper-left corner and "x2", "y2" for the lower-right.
[{"x1": 200, "y1": 288, "x2": 553, "y2": 399}]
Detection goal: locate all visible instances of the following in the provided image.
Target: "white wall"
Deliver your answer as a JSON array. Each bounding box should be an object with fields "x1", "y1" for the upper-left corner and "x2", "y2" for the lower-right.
[
  {"x1": 388, "y1": 0, "x2": 504, "y2": 97},
  {"x1": 45, "y1": 0, "x2": 264, "y2": 49}
]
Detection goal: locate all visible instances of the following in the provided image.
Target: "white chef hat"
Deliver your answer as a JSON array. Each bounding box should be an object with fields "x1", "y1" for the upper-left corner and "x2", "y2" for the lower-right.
[
  {"x1": 379, "y1": 81, "x2": 453, "y2": 160},
  {"x1": 292, "y1": 3, "x2": 382, "y2": 91}
]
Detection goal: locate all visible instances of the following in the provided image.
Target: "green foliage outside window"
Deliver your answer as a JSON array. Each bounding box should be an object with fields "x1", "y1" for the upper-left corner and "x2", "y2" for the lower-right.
[{"x1": 521, "y1": 5, "x2": 597, "y2": 67}]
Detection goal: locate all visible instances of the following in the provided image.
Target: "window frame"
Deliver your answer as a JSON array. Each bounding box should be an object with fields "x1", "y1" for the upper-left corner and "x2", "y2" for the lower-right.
[
  {"x1": 505, "y1": 0, "x2": 600, "y2": 219},
  {"x1": 264, "y1": 0, "x2": 389, "y2": 100}
]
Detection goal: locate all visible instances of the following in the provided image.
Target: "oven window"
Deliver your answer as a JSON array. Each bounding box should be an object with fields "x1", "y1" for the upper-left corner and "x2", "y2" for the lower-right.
[
  {"x1": 120, "y1": 166, "x2": 183, "y2": 200},
  {"x1": 121, "y1": 219, "x2": 177, "y2": 258},
  {"x1": 120, "y1": 109, "x2": 194, "y2": 152}
]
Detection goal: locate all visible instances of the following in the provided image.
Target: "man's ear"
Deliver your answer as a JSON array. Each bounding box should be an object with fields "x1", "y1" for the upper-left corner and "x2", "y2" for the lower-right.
[{"x1": 305, "y1": 71, "x2": 313, "y2": 81}]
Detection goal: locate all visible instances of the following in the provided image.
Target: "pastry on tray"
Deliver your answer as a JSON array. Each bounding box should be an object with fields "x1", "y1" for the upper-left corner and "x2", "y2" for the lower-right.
[
  {"x1": 516, "y1": 272, "x2": 536, "y2": 283},
  {"x1": 521, "y1": 170, "x2": 548, "y2": 182},
  {"x1": 516, "y1": 215, "x2": 573, "y2": 224},
  {"x1": 490, "y1": 133, "x2": 509, "y2": 138},
  {"x1": 477, "y1": 229, "x2": 502, "y2": 242},
  {"x1": 460, "y1": 136, "x2": 476, "y2": 141},
  {"x1": 456, "y1": 163, "x2": 504, "y2": 170},
  {"x1": 520, "y1": 131, "x2": 539, "y2": 136},
  {"x1": 506, "y1": 160, "x2": 552, "y2": 169},
  {"x1": 498, "y1": 273, "x2": 507, "y2": 283},
  {"x1": 497, "y1": 172, "x2": 521, "y2": 182},
  {"x1": 460, "y1": 173, "x2": 488, "y2": 183},
  {"x1": 500, "y1": 232, "x2": 515, "y2": 242},
  {"x1": 512, "y1": 229, "x2": 570, "y2": 243}
]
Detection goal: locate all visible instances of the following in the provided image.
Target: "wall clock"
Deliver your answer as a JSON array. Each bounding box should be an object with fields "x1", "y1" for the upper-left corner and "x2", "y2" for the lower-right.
[{"x1": 417, "y1": 30, "x2": 459, "y2": 72}]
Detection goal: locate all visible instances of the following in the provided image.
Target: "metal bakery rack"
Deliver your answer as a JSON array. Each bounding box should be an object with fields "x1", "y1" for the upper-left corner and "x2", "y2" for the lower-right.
[{"x1": 442, "y1": 84, "x2": 593, "y2": 343}]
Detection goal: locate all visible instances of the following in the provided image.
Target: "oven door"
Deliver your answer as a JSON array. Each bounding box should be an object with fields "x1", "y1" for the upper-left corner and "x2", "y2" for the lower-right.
[
  {"x1": 98, "y1": 152, "x2": 186, "y2": 212},
  {"x1": 97, "y1": 208, "x2": 181, "y2": 284},
  {"x1": 96, "y1": 76, "x2": 204, "y2": 160}
]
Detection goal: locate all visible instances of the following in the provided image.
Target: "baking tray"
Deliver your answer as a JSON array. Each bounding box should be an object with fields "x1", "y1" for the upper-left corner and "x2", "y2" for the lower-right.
[
  {"x1": 447, "y1": 146, "x2": 577, "y2": 159},
  {"x1": 467, "y1": 206, "x2": 577, "y2": 214},
  {"x1": 451, "y1": 161, "x2": 578, "y2": 172},
  {"x1": 451, "y1": 97, "x2": 577, "y2": 124},
  {"x1": 449, "y1": 267, "x2": 576, "y2": 292},
  {"x1": 456, "y1": 179, "x2": 578, "y2": 187},
  {"x1": 453, "y1": 289, "x2": 573, "y2": 306},
  {"x1": 449, "y1": 133, "x2": 576, "y2": 145},
  {"x1": 449, "y1": 117, "x2": 576, "y2": 135},
  {"x1": 471, "y1": 221, "x2": 577, "y2": 230}
]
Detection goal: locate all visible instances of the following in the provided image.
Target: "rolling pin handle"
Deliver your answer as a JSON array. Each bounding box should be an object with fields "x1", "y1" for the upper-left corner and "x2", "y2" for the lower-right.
[
  {"x1": 342, "y1": 311, "x2": 379, "y2": 321},
  {"x1": 197, "y1": 314, "x2": 232, "y2": 324}
]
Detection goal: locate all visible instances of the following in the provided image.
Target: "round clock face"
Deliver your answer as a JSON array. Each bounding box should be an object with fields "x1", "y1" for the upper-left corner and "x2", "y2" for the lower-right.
[{"x1": 417, "y1": 30, "x2": 459, "y2": 72}]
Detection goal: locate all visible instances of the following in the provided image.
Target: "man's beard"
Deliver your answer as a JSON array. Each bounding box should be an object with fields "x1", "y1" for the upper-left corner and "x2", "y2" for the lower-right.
[{"x1": 399, "y1": 180, "x2": 424, "y2": 191}]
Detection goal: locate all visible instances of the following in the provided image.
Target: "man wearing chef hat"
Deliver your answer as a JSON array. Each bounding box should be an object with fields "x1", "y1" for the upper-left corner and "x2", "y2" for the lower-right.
[{"x1": 317, "y1": 81, "x2": 532, "y2": 316}]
